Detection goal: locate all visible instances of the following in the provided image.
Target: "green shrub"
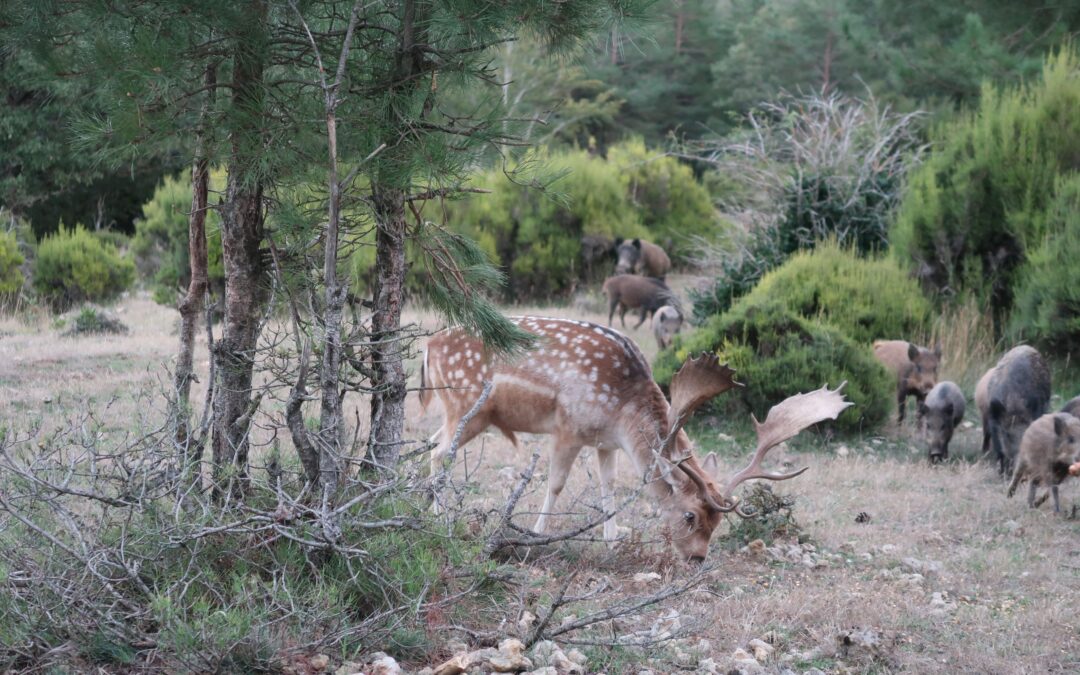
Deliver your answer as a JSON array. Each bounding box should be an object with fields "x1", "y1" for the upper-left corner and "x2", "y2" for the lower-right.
[
  {"x1": 654, "y1": 300, "x2": 892, "y2": 432},
  {"x1": 444, "y1": 142, "x2": 725, "y2": 299},
  {"x1": 737, "y1": 240, "x2": 931, "y2": 344},
  {"x1": 34, "y1": 225, "x2": 135, "y2": 309},
  {"x1": 1010, "y1": 174, "x2": 1080, "y2": 354},
  {"x1": 0, "y1": 229, "x2": 25, "y2": 306},
  {"x1": 133, "y1": 173, "x2": 224, "y2": 305},
  {"x1": 892, "y1": 47, "x2": 1080, "y2": 321},
  {"x1": 689, "y1": 224, "x2": 788, "y2": 322}
]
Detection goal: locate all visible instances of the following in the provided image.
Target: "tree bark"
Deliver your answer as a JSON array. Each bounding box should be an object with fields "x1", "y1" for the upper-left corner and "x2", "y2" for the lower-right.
[
  {"x1": 366, "y1": 187, "x2": 408, "y2": 472},
  {"x1": 173, "y1": 61, "x2": 216, "y2": 483},
  {"x1": 212, "y1": 3, "x2": 269, "y2": 502}
]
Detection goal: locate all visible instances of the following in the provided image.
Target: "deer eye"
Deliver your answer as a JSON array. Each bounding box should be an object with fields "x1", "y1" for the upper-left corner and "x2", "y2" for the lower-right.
[{"x1": 683, "y1": 511, "x2": 695, "y2": 523}]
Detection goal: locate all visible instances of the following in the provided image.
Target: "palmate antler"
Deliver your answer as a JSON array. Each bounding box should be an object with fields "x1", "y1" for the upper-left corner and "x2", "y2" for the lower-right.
[
  {"x1": 662, "y1": 354, "x2": 741, "y2": 511},
  {"x1": 722, "y1": 382, "x2": 853, "y2": 517}
]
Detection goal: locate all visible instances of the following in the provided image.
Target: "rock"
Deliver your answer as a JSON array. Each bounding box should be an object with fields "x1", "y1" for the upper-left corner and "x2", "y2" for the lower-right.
[
  {"x1": 930, "y1": 591, "x2": 958, "y2": 615},
  {"x1": 310, "y1": 654, "x2": 330, "y2": 671},
  {"x1": 525, "y1": 668, "x2": 558, "y2": 675},
  {"x1": 565, "y1": 649, "x2": 587, "y2": 665},
  {"x1": 632, "y1": 572, "x2": 662, "y2": 584},
  {"x1": 431, "y1": 653, "x2": 470, "y2": 675},
  {"x1": 335, "y1": 661, "x2": 364, "y2": 675},
  {"x1": 901, "y1": 557, "x2": 943, "y2": 575},
  {"x1": 747, "y1": 638, "x2": 774, "y2": 662},
  {"x1": 835, "y1": 444, "x2": 850, "y2": 458},
  {"x1": 529, "y1": 641, "x2": 559, "y2": 667},
  {"x1": 899, "y1": 572, "x2": 925, "y2": 587},
  {"x1": 447, "y1": 641, "x2": 470, "y2": 656},
  {"x1": 880, "y1": 544, "x2": 898, "y2": 554},
  {"x1": 718, "y1": 432, "x2": 734, "y2": 442},
  {"x1": 518, "y1": 610, "x2": 537, "y2": 632},
  {"x1": 650, "y1": 609, "x2": 680, "y2": 639},
  {"x1": 746, "y1": 539, "x2": 766, "y2": 555},
  {"x1": 731, "y1": 648, "x2": 764, "y2": 673},
  {"x1": 803, "y1": 669, "x2": 827, "y2": 675},
  {"x1": 697, "y1": 657, "x2": 721, "y2": 674},
  {"x1": 368, "y1": 653, "x2": 401, "y2": 675}
]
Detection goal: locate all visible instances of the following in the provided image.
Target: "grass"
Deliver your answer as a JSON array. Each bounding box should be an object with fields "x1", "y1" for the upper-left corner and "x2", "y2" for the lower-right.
[{"x1": 4, "y1": 284, "x2": 1080, "y2": 672}]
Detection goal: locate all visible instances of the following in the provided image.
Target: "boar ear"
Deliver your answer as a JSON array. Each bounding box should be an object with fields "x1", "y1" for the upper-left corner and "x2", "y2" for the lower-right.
[
  {"x1": 933, "y1": 342, "x2": 942, "y2": 358},
  {"x1": 632, "y1": 238, "x2": 642, "y2": 249},
  {"x1": 614, "y1": 237, "x2": 624, "y2": 247},
  {"x1": 942, "y1": 402, "x2": 953, "y2": 419},
  {"x1": 907, "y1": 343, "x2": 920, "y2": 362},
  {"x1": 918, "y1": 403, "x2": 930, "y2": 418},
  {"x1": 1055, "y1": 414, "x2": 1067, "y2": 438}
]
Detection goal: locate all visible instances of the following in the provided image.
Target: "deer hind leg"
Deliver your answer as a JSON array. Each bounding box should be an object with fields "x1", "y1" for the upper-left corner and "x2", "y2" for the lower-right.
[
  {"x1": 534, "y1": 436, "x2": 583, "y2": 534},
  {"x1": 596, "y1": 446, "x2": 619, "y2": 543}
]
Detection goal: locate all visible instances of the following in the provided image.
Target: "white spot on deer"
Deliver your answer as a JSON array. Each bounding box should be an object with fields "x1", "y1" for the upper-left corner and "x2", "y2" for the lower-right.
[
  {"x1": 598, "y1": 393, "x2": 609, "y2": 403},
  {"x1": 442, "y1": 345, "x2": 449, "y2": 354},
  {"x1": 558, "y1": 334, "x2": 567, "y2": 344},
  {"x1": 602, "y1": 383, "x2": 611, "y2": 392},
  {"x1": 454, "y1": 369, "x2": 464, "y2": 380},
  {"x1": 594, "y1": 351, "x2": 605, "y2": 359},
  {"x1": 583, "y1": 358, "x2": 592, "y2": 366},
  {"x1": 465, "y1": 349, "x2": 473, "y2": 358},
  {"x1": 589, "y1": 369, "x2": 598, "y2": 382}
]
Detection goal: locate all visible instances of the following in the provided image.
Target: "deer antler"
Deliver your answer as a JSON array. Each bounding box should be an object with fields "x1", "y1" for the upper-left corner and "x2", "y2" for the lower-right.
[
  {"x1": 722, "y1": 382, "x2": 852, "y2": 516},
  {"x1": 661, "y1": 353, "x2": 741, "y2": 458},
  {"x1": 671, "y1": 455, "x2": 734, "y2": 513}
]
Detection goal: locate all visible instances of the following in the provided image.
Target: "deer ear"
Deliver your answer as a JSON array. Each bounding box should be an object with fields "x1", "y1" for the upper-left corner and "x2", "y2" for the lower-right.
[
  {"x1": 656, "y1": 457, "x2": 686, "y2": 491},
  {"x1": 701, "y1": 452, "x2": 720, "y2": 477}
]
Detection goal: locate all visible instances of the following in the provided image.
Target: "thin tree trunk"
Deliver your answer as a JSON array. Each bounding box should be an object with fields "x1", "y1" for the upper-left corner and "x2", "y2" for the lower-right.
[
  {"x1": 173, "y1": 61, "x2": 216, "y2": 484},
  {"x1": 366, "y1": 186, "x2": 408, "y2": 472},
  {"x1": 674, "y1": 0, "x2": 685, "y2": 55},
  {"x1": 212, "y1": 3, "x2": 269, "y2": 503}
]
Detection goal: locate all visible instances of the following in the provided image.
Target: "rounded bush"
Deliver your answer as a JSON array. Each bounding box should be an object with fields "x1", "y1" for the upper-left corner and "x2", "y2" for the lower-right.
[
  {"x1": 0, "y1": 229, "x2": 26, "y2": 304},
  {"x1": 892, "y1": 48, "x2": 1080, "y2": 317},
  {"x1": 654, "y1": 300, "x2": 892, "y2": 432},
  {"x1": 1010, "y1": 175, "x2": 1080, "y2": 354},
  {"x1": 34, "y1": 226, "x2": 135, "y2": 310},
  {"x1": 737, "y1": 240, "x2": 931, "y2": 344}
]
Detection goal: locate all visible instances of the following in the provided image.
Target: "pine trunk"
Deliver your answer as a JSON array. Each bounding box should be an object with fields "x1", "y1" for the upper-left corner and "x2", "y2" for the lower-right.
[
  {"x1": 212, "y1": 6, "x2": 268, "y2": 502},
  {"x1": 366, "y1": 186, "x2": 408, "y2": 472}
]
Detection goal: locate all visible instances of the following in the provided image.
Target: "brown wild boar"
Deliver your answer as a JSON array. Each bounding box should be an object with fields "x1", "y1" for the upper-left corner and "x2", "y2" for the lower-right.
[
  {"x1": 872, "y1": 340, "x2": 941, "y2": 423},
  {"x1": 602, "y1": 275, "x2": 678, "y2": 329},
  {"x1": 975, "y1": 367, "x2": 994, "y2": 455},
  {"x1": 987, "y1": 345, "x2": 1051, "y2": 476},
  {"x1": 919, "y1": 381, "x2": 965, "y2": 463},
  {"x1": 1007, "y1": 412, "x2": 1080, "y2": 512},
  {"x1": 651, "y1": 304, "x2": 683, "y2": 349},
  {"x1": 614, "y1": 238, "x2": 671, "y2": 278}
]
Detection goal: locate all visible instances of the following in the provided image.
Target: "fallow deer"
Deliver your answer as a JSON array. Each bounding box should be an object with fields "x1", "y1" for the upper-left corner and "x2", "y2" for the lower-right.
[{"x1": 421, "y1": 317, "x2": 851, "y2": 562}]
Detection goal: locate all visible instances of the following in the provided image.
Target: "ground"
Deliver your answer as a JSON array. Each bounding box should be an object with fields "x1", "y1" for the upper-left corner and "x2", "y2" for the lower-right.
[{"x1": 3, "y1": 285, "x2": 1080, "y2": 674}]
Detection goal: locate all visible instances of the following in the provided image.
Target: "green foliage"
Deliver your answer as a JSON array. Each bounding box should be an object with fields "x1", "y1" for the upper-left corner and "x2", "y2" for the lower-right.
[
  {"x1": 445, "y1": 142, "x2": 721, "y2": 299},
  {"x1": 721, "y1": 484, "x2": 801, "y2": 547},
  {"x1": 1010, "y1": 175, "x2": 1080, "y2": 354},
  {"x1": 655, "y1": 300, "x2": 892, "y2": 432},
  {"x1": 739, "y1": 241, "x2": 931, "y2": 344},
  {"x1": 132, "y1": 173, "x2": 225, "y2": 306},
  {"x1": 893, "y1": 48, "x2": 1080, "y2": 320},
  {"x1": 58, "y1": 305, "x2": 130, "y2": 336},
  {"x1": 0, "y1": 229, "x2": 26, "y2": 305},
  {"x1": 33, "y1": 225, "x2": 135, "y2": 310}
]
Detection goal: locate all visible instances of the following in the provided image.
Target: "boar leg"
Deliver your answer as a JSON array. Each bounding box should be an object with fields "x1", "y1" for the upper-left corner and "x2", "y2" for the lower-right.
[
  {"x1": 607, "y1": 297, "x2": 618, "y2": 327},
  {"x1": 896, "y1": 386, "x2": 907, "y2": 424},
  {"x1": 1052, "y1": 485, "x2": 1061, "y2": 513},
  {"x1": 633, "y1": 306, "x2": 648, "y2": 329},
  {"x1": 618, "y1": 304, "x2": 628, "y2": 328},
  {"x1": 1027, "y1": 478, "x2": 1041, "y2": 508},
  {"x1": 1007, "y1": 461, "x2": 1025, "y2": 498}
]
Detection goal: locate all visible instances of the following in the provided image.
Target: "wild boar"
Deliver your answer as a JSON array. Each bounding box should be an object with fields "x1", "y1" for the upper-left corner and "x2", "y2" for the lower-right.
[
  {"x1": 872, "y1": 340, "x2": 941, "y2": 423},
  {"x1": 987, "y1": 345, "x2": 1051, "y2": 476},
  {"x1": 1007, "y1": 412, "x2": 1080, "y2": 512},
  {"x1": 975, "y1": 367, "x2": 994, "y2": 455},
  {"x1": 1060, "y1": 395, "x2": 1080, "y2": 417},
  {"x1": 602, "y1": 275, "x2": 678, "y2": 329},
  {"x1": 614, "y1": 238, "x2": 672, "y2": 279},
  {"x1": 651, "y1": 304, "x2": 683, "y2": 350},
  {"x1": 919, "y1": 381, "x2": 965, "y2": 463}
]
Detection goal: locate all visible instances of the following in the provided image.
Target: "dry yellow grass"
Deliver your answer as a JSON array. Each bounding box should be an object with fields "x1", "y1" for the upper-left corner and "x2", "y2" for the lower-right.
[{"x1": 3, "y1": 287, "x2": 1080, "y2": 673}]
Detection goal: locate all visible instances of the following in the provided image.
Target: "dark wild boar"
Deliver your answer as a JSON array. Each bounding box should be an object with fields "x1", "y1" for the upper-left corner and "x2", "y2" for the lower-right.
[
  {"x1": 975, "y1": 367, "x2": 994, "y2": 455},
  {"x1": 651, "y1": 304, "x2": 683, "y2": 349},
  {"x1": 919, "y1": 381, "x2": 965, "y2": 463},
  {"x1": 1006, "y1": 412, "x2": 1080, "y2": 512},
  {"x1": 872, "y1": 340, "x2": 941, "y2": 423},
  {"x1": 602, "y1": 275, "x2": 678, "y2": 329},
  {"x1": 987, "y1": 345, "x2": 1051, "y2": 476},
  {"x1": 1060, "y1": 395, "x2": 1080, "y2": 417},
  {"x1": 614, "y1": 238, "x2": 671, "y2": 279}
]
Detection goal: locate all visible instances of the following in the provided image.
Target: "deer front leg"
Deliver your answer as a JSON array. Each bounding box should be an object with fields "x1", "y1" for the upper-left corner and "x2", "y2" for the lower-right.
[
  {"x1": 534, "y1": 438, "x2": 583, "y2": 534},
  {"x1": 596, "y1": 446, "x2": 619, "y2": 543}
]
